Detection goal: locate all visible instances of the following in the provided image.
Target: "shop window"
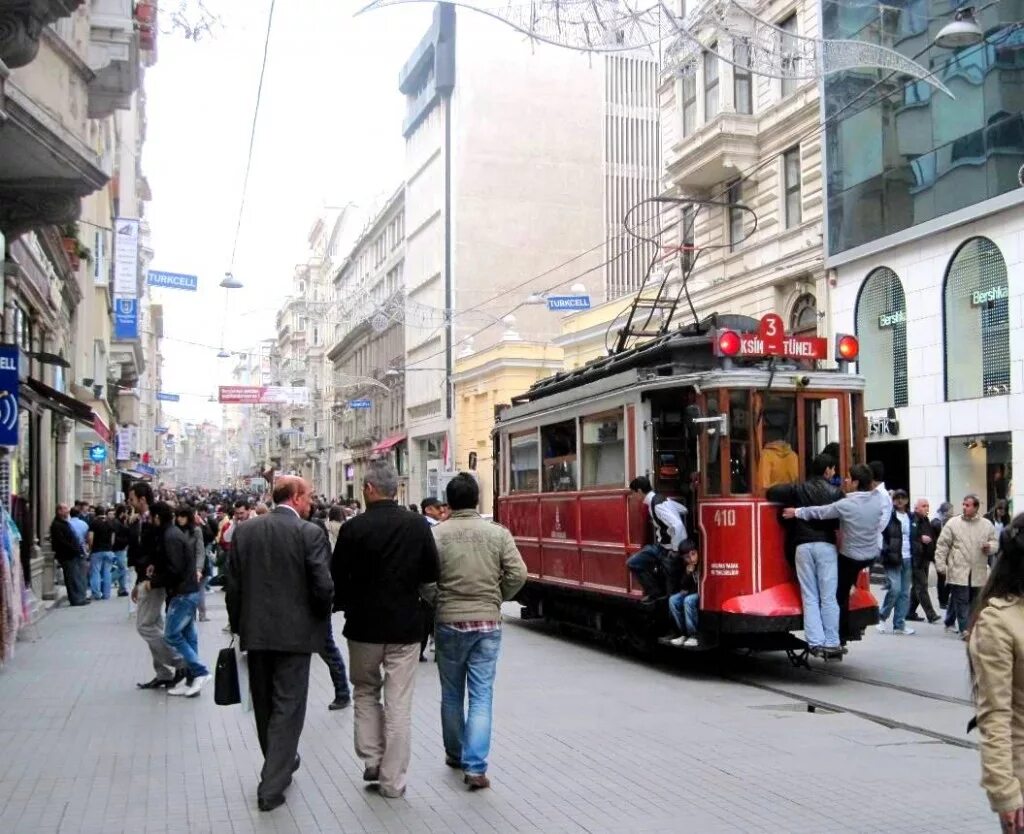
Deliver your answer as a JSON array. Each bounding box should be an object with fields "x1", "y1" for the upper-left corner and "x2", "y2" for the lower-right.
[
  {"x1": 581, "y1": 409, "x2": 626, "y2": 488},
  {"x1": 946, "y1": 432, "x2": 1011, "y2": 513},
  {"x1": 509, "y1": 431, "x2": 539, "y2": 493},
  {"x1": 541, "y1": 420, "x2": 577, "y2": 492},
  {"x1": 855, "y1": 266, "x2": 908, "y2": 410},
  {"x1": 943, "y1": 237, "x2": 1010, "y2": 401}
]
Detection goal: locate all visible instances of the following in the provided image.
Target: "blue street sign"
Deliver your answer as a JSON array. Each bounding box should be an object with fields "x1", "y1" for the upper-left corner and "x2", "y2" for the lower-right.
[
  {"x1": 136, "y1": 463, "x2": 156, "y2": 477},
  {"x1": 547, "y1": 295, "x2": 591, "y2": 312},
  {"x1": 156, "y1": 392, "x2": 180, "y2": 402},
  {"x1": 147, "y1": 270, "x2": 198, "y2": 291},
  {"x1": 348, "y1": 399, "x2": 372, "y2": 409},
  {"x1": 88, "y1": 444, "x2": 107, "y2": 462},
  {"x1": 113, "y1": 297, "x2": 138, "y2": 340},
  {"x1": 0, "y1": 345, "x2": 18, "y2": 446},
  {"x1": 154, "y1": 425, "x2": 168, "y2": 434}
]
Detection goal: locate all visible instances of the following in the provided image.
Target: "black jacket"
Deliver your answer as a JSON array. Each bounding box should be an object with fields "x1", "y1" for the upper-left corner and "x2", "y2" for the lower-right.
[
  {"x1": 126, "y1": 514, "x2": 162, "y2": 579},
  {"x1": 332, "y1": 500, "x2": 440, "y2": 644},
  {"x1": 112, "y1": 519, "x2": 131, "y2": 552},
  {"x1": 882, "y1": 510, "x2": 923, "y2": 567},
  {"x1": 50, "y1": 517, "x2": 82, "y2": 562},
  {"x1": 227, "y1": 507, "x2": 334, "y2": 654},
  {"x1": 767, "y1": 477, "x2": 844, "y2": 547},
  {"x1": 912, "y1": 512, "x2": 934, "y2": 563},
  {"x1": 162, "y1": 524, "x2": 199, "y2": 598}
]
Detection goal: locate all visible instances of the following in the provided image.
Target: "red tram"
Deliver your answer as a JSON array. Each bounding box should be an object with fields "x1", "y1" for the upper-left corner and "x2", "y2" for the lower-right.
[{"x1": 493, "y1": 313, "x2": 880, "y2": 654}]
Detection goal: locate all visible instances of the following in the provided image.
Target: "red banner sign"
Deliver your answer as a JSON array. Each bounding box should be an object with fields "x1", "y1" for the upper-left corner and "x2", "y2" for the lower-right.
[{"x1": 735, "y1": 332, "x2": 827, "y2": 360}]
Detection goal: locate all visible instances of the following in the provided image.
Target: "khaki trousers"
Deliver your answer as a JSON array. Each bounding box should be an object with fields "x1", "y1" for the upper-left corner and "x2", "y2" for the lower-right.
[{"x1": 347, "y1": 640, "x2": 420, "y2": 795}]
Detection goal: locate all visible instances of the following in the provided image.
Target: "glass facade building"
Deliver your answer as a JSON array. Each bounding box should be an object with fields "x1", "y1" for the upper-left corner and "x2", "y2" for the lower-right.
[{"x1": 823, "y1": 0, "x2": 1024, "y2": 255}]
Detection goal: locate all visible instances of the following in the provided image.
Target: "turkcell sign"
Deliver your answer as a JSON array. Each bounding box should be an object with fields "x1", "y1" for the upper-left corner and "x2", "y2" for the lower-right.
[
  {"x1": 154, "y1": 426, "x2": 169, "y2": 434},
  {"x1": 0, "y1": 345, "x2": 19, "y2": 446},
  {"x1": 156, "y1": 392, "x2": 180, "y2": 402},
  {"x1": 547, "y1": 295, "x2": 591, "y2": 311},
  {"x1": 348, "y1": 399, "x2": 372, "y2": 409},
  {"x1": 148, "y1": 270, "x2": 198, "y2": 291}
]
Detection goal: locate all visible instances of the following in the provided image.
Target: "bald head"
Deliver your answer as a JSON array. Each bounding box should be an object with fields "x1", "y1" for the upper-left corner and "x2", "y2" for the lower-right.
[
  {"x1": 273, "y1": 476, "x2": 312, "y2": 518},
  {"x1": 914, "y1": 498, "x2": 930, "y2": 517}
]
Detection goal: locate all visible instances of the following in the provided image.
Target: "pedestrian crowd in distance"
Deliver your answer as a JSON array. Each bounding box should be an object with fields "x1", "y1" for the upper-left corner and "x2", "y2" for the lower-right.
[{"x1": 48, "y1": 465, "x2": 527, "y2": 812}]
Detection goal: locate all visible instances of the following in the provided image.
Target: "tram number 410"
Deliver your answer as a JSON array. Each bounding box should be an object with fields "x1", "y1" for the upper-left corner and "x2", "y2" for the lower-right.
[{"x1": 713, "y1": 509, "x2": 737, "y2": 527}]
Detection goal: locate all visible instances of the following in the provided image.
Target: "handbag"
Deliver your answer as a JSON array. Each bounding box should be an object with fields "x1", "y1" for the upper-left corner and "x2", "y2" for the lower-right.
[{"x1": 214, "y1": 639, "x2": 241, "y2": 706}]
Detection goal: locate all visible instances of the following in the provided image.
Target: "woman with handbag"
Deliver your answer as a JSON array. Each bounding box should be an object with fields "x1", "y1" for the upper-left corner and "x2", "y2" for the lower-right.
[
  {"x1": 876, "y1": 489, "x2": 916, "y2": 636},
  {"x1": 968, "y1": 513, "x2": 1024, "y2": 833}
]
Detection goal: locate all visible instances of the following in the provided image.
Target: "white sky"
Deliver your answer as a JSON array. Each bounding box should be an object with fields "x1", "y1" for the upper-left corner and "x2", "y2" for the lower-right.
[{"x1": 142, "y1": 0, "x2": 431, "y2": 424}]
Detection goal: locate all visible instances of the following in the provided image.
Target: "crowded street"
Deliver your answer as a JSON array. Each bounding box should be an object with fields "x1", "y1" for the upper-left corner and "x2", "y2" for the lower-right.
[{"x1": 0, "y1": 586, "x2": 994, "y2": 834}]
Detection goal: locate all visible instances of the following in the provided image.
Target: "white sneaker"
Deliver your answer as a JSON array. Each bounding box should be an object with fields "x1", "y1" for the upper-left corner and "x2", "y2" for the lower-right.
[
  {"x1": 668, "y1": 635, "x2": 687, "y2": 647},
  {"x1": 682, "y1": 637, "x2": 698, "y2": 648},
  {"x1": 167, "y1": 678, "x2": 192, "y2": 696},
  {"x1": 894, "y1": 626, "x2": 916, "y2": 635},
  {"x1": 186, "y1": 674, "x2": 212, "y2": 697},
  {"x1": 875, "y1": 623, "x2": 888, "y2": 634}
]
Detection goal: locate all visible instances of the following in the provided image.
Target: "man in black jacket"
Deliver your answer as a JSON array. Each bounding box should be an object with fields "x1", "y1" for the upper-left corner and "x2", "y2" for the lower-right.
[
  {"x1": 767, "y1": 453, "x2": 844, "y2": 658},
  {"x1": 905, "y1": 497, "x2": 940, "y2": 623},
  {"x1": 228, "y1": 476, "x2": 334, "y2": 813},
  {"x1": 157, "y1": 502, "x2": 210, "y2": 698},
  {"x1": 127, "y1": 482, "x2": 184, "y2": 690},
  {"x1": 332, "y1": 461, "x2": 440, "y2": 799},
  {"x1": 50, "y1": 503, "x2": 89, "y2": 606}
]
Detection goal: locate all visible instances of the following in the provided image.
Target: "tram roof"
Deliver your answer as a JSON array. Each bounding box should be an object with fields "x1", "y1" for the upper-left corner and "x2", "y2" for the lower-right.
[{"x1": 498, "y1": 313, "x2": 865, "y2": 425}]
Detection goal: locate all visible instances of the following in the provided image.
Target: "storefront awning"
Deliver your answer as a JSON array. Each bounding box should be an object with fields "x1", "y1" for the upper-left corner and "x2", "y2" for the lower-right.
[
  {"x1": 22, "y1": 378, "x2": 95, "y2": 426},
  {"x1": 370, "y1": 433, "x2": 406, "y2": 456}
]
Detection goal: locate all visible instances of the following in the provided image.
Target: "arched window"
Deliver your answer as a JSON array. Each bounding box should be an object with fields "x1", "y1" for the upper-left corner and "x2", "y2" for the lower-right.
[
  {"x1": 944, "y1": 237, "x2": 1010, "y2": 400},
  {"x1": 790, "y1": 293, "x2": 818, "y2": 335},
  {"x1": 855, "y1": 267, "x2": 908, "y2": 410}
]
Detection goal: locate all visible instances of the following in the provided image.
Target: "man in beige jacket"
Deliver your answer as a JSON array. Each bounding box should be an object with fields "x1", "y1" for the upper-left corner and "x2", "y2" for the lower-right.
[
  {"x1": 424, "y1": 473, "x2": 527, "y2": 791},
  {"x1": 935, "y1": 494, "x2": 998, "y2": 637}
]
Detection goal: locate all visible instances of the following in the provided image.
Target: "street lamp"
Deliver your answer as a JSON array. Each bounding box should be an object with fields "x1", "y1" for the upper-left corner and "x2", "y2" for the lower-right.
[
  {"x1": 935, "y1": 7, "x2": 984, "y2": 49},
  {"x1": 220, "y1": 271, "x2": 244, "y2": 289}
]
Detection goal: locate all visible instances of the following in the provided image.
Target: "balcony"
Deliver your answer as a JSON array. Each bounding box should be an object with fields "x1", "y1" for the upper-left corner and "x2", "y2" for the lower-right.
[
  {"x1": 0, "y1": 1, "x2": 85, "y2": 69},
  {"x1": 666, "y1": 112, "x2": 759, "y2": 190},
  {"x1": 86, "y1": 0, "x2": 139, "y2": 118}
]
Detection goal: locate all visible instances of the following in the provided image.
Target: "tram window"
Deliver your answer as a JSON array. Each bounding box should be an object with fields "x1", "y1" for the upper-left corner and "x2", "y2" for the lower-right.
[
  {"x1": 706, "y1": 395, "x2": 723, "y2": 495},
  {"x1": 759, "y1": 395, "x2": 798, "y2": 489},
  {"x1": 729, "y1": 390, "x2": 751, "y2": 494},
  {"x1": 581, "y1": 409, "x2": 626, "y2": 488},
  {"x1": 509, "y1": 431, "x2": 540, "y2": 493},
  {"x1": 541, "y1": 419, "x2": 578, "y2": 492},
  {"x1": 804, "y1": 397, "x2": 842, "y2": 481}
]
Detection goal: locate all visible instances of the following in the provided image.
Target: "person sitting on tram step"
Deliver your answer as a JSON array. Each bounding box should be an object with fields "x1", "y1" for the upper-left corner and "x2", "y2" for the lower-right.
[
  {"x1": 782, "y1": 463, "x2": 887, "y2": 647},
  {"x1": 767, "y1": 453, "x2": 845, "y2": 659},
  {"x1": 626, "y1": 476, "x2": 688, "y2": 604},
  {"x1": 663, "y1": 541, "x2": 700, "y2": 647}
]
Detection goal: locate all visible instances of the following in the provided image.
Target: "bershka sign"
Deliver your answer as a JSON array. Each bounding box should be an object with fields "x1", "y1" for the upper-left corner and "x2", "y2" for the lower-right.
[
  {"x1": 732, "y1": 333, "x2": 828, "y2": 360},
  {"x1": 972, "y1": 286, "x2": 1009, "y2": 306},
  {"x1": 878, "y1": 310, "x2": 906, "y2": 328}
]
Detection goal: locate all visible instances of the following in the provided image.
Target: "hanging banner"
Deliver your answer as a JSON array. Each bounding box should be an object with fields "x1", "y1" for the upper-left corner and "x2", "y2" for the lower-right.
[
  {"x1": 113, "y1": 218, "x2": 139, "y2": 296},
  {"x1": 113, "y1": 297, "x2": 138, "y2": 341},
  {"x1": 115, "y1": 425, "x2": 139, "y2": 461},
  {"x1": 218, "y1": 386, "x2": 309, "y2": 405},
  {"x1": 147, "y1": 270, "x2": 198, "y2": 291}
]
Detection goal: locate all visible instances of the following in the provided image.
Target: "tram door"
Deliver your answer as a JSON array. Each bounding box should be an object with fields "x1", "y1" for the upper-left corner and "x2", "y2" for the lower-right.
[{"x1": 648, "y1": 390, "x2": 698, "y2": 518}]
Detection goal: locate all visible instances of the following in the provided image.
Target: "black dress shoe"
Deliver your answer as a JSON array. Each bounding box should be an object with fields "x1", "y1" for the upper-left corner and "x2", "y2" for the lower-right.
[
  {"x1": 905, "y1": 614, "x2": 923, "y2": 622},
  {"x1": 291, "y1": 754, "x2": 301, "y2": 774},
  {"x1": 328, "y1": 696, "x2": 351, "y2": 711},
  {"x1": 257, "y1": 796, "x2": 286, "y2": 812},
  {"x1": 136, "y1": 676, "x2": 175, "y2": 690}
]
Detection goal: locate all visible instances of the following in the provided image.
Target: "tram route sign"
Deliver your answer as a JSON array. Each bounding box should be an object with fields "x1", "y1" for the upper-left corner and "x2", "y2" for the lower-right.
[{"x1": 730, "y1": 315, "x2": 828, "y2": 360}]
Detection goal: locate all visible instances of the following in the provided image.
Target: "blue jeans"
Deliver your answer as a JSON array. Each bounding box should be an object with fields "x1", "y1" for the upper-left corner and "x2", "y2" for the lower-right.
[
  {"x1": 627, "y1": 543, "x2": 670, "y2": 597},
  {"x1": 435, "y1": 625, "x2": 502, "y2": 775},
  {"x1": 668, "y1": 592, "x2": 699, "y2": 636},
  {"x1": 112, "y1": 550, "x2": 130, "y2": 594},
  {"x1": 88, "y1": 551, "x2": 114, "y2": 599},
  {"x1": 879, "y1": 559, "x2": 913, "y2": 630},
  {"x1": 163, "y1": 592, "x2": 208, "y2": 678},
  {"x1": 319, "y1": 619, "x2": 350, "y2": 700},
  {"x1": 794, "y1": 541, "x2": 840, "y2": 648}
]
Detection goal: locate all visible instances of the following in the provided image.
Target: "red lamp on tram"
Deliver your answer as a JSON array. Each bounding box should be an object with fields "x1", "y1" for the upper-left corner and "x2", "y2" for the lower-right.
[
  {"x1": 714, "y1": 329, "x2": 742, "y2": 357},
  {"x1": 835, "y1": 333, "x2": 859, "y2": 369}
]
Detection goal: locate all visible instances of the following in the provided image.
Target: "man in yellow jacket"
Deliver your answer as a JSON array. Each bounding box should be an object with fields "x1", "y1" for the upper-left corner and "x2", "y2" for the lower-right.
[{"x1": 935, "y1": 494, "x2": 998, "y2": 637}]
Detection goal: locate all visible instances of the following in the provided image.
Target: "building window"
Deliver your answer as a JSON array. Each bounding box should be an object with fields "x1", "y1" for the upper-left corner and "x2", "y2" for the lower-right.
[
  {"x1": 855, "y1": 266, "x2": 908, "y2": 410},
  {"x1": 783, "y1": 146, "x2": 802, "y2": 228},
  {"x1": 734, "y1": 40, "x2": 752, "y2": 115},
  {"x1": 790, "y1": 293, "x2": 818, "y2": 335},
  {"x1": 681, "y1": 72, "x2": 697, "y2": 137},
  {"x1": 780, "y1": 15, "x2": 799, "y2": 98},
  {"x1": 944, "y1": 237, "x2": 1010, "y2": 400},
  {"x1": 580, "y1": 409, "x2": 626, "y2": 488},
  {"x1": 704, "y1": 47, "x2": 719, "y2": 121},
  {"x1": 946, "y1": 433, "x2": 1011, "y2": 514},
  {"x1": 727, "y1": 180, "x2": 744, "y2": 251},
  {"x1": 681, "y1": 206, "x2": 696, "y2": 274}
]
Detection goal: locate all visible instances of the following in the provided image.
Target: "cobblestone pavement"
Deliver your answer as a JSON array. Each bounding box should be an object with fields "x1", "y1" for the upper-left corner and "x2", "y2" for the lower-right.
[{"x1": 0, "y1": 591, "x2": 994, "y2": 834}]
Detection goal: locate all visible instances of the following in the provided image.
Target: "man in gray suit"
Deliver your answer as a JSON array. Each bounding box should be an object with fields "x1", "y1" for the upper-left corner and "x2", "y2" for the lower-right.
[{"x1": 227, "y1": 476, "x2": 334, "y2": 813}]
